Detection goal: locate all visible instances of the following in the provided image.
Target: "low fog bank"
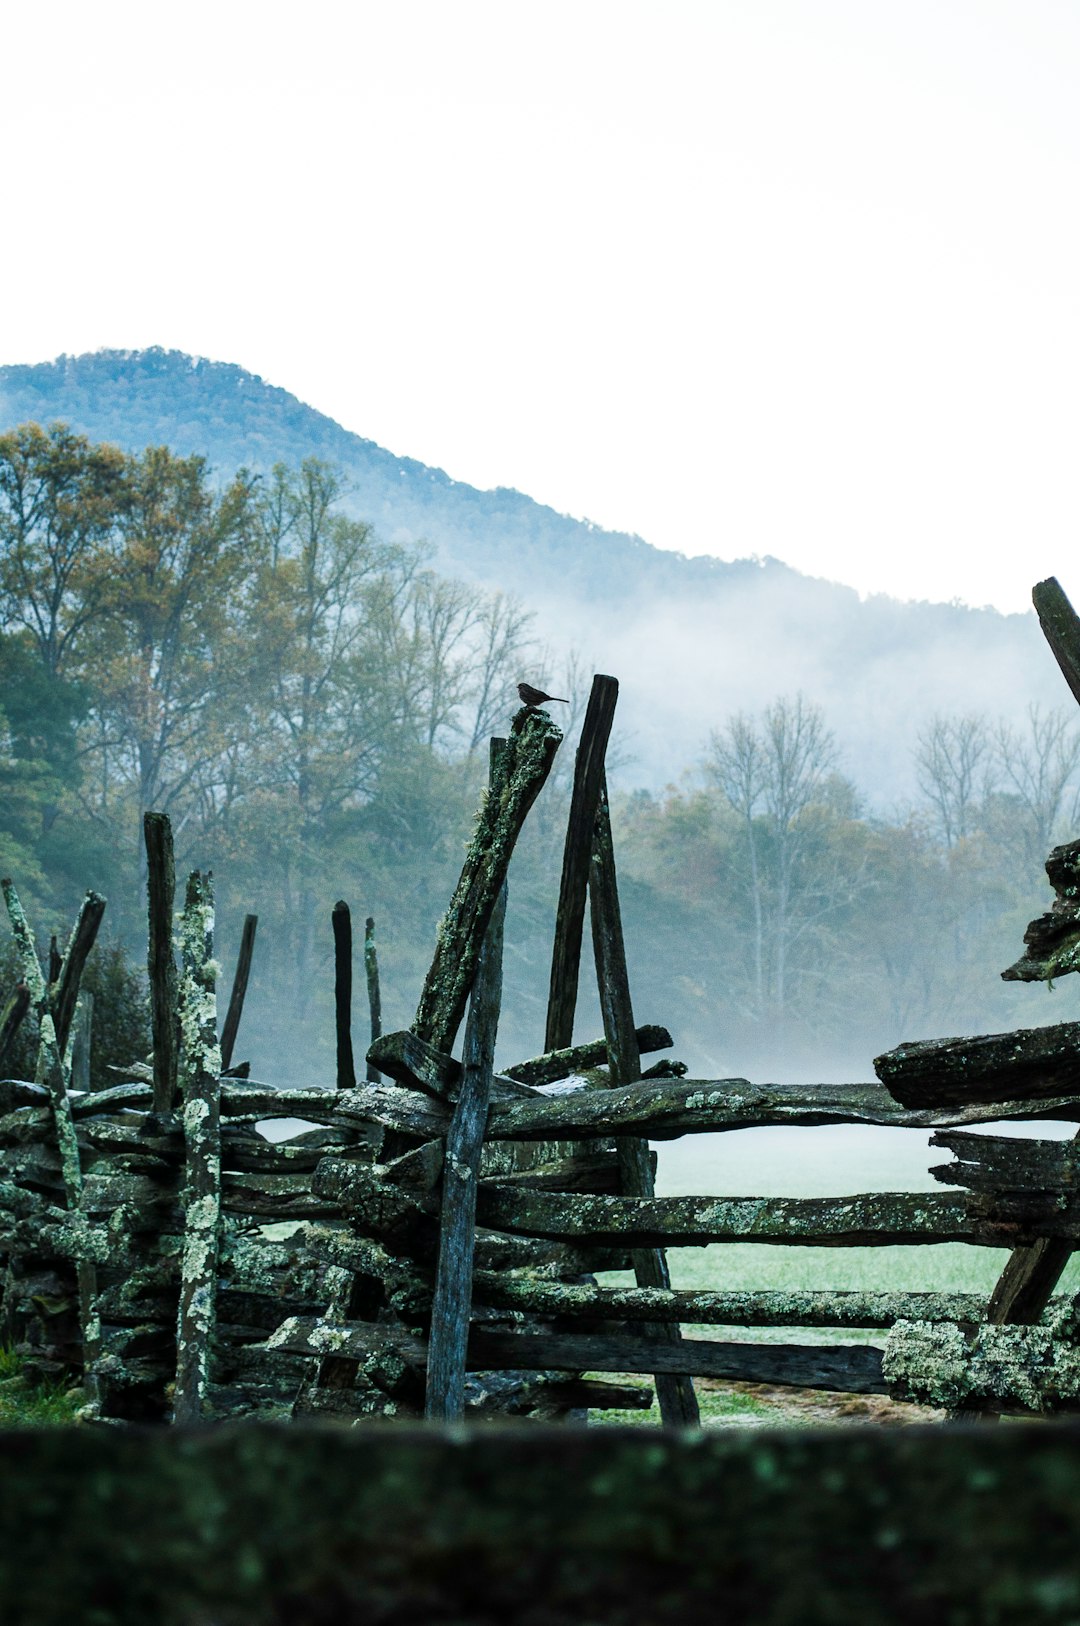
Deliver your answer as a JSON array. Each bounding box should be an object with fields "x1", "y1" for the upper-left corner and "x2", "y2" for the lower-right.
[{"x1": 528, "y1": 569, "x2": 1063, "y2": 807}]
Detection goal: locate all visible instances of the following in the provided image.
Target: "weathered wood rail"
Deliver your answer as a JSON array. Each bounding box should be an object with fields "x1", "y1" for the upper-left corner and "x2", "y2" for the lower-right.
[{"x1": 9, "y1": 585, "x2": 1080, "y2": 1426}]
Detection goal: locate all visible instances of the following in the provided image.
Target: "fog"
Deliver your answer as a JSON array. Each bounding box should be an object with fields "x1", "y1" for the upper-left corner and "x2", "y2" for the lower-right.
[{"x1": 527, "y1": 563, "x2": 1066, "y2": 809}]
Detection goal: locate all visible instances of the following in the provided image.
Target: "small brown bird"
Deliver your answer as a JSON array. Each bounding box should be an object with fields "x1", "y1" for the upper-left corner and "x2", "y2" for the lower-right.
[{"x1": 518, "y1": 682, "x2": 568, "y2": 708}]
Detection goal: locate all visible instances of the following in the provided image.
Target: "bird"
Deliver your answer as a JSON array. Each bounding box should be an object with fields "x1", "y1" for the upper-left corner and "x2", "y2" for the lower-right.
[{"x1": 518, "y1": 682, "x2": 568, "y2": 708}]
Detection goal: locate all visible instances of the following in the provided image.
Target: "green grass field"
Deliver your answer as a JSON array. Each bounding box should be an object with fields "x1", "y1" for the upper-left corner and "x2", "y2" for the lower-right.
[
  {"x1": 600, "y1": 1122, "x2": 1080, "y2": 1351},
  {"x1": 648, "y1": 1122, "x2": 1080, "y2": 1314}
]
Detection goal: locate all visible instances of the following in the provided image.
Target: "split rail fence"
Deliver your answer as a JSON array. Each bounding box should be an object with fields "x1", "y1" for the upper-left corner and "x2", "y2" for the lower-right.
[{"x1": 6, "y1": 578, "x2": 1080, "y2": 1422}]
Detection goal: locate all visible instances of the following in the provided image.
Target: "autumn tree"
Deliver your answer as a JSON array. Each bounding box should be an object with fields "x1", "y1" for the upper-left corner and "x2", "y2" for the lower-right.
[
  {"x1": 77, "y1": 445, "x2": 256, "y2": 830},
  {"x1": 0, "y1": 422, "x2": 129, "y2": 678}
]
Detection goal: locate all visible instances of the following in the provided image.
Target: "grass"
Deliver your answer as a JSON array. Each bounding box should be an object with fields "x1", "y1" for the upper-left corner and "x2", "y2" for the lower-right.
[
  {"x1": 638, "y1": 1120, "x2": 1080, "y2": 1339},
  {"x1": 4, "y1": 1125, "x2": 1070, "y2": 1427},
  {"x1": 589, "y1": 1382, "x2": 777, "y2": 1428},
  {"x1": 0, "y1": 1347, "x2": 84, "y2": 1427}
]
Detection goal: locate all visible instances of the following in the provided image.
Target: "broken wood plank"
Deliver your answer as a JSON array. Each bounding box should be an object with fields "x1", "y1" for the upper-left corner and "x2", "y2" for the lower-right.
[
  {"x1": 545, "y1": 673, "x2": 619, "y2": 1052},
  {"x1": 503, "y1": 1024, "x2": 674, "y2": 1088},
  {"x1": 1002, "y1": 839, "x2": 1080, "y2": 983},
  {"x1": 366, "y1": 1030, "x2": 532, "y2": 1101},
  {"x1": 930, "y1": 1130, "x2": 1080, "y2": 1194}
]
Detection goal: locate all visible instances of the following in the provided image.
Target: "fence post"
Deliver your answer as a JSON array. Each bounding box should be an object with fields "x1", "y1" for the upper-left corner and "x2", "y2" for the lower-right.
[
  {"x1": 589, "y1": 780, "x2": 701, "y2": 1426},
  {"x1": 220, "y1": 913, "x2": 258, "y2": 1074},
  {"x1": 2, "y1": 881, "x2": 105, "y2": 1406},
  {"x1": 426, "y1": 742, "x2": 508, "y2": 1421},
  {"x1": 545, "y1": 675, "x2": 620, "y2": 1053},
  {"x1": 174, "y1": 870, "x2": 222, "y2": 1425},
  {"x1": 144, "y1": 813, "x2": 180, "y2": 1115},
  {"x1": 413, "y1": 706, "x2": 560, "y2": 1055},
  {"x1": 365, "y1": 917, "x2": 382, "y2": 1082},
  {"x1": 331, "y1": 902, "x2": 356, "y2": 1091}
]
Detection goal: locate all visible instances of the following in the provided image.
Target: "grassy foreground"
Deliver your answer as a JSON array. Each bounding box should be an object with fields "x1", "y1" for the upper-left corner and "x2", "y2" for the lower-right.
[{"x1": 0, "y1": 1348, "x2": 83, "y2": 1427}]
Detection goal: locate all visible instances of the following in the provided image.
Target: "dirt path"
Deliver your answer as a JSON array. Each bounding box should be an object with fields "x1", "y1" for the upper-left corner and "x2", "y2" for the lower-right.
[{"x1": 698, "y1": 1376, "x2": 944, "y2": 1426}]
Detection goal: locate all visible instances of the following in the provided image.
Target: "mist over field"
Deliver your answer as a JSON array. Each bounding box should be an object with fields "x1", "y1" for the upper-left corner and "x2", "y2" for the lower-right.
[{"x1": 1, "y1": 349, "x2": 1078, "y2": 1134}]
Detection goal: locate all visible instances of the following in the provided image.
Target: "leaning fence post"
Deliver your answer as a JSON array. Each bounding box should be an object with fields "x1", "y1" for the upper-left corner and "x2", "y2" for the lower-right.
[
  {"x1": 426, "y1": 743, "x2": 507, "y2": 1422},
  {"x1": 545, "y1": 674, "x2": 620, "y2": 1053},
  {"x1": 173, "y1": 870, "x2": 222, "y2": 1425},
  {"x1": 413, "y1": 705, "x2": 561, "y2": 1055},
  {"x1": 589, "y1": 780, "x2": 701, "y2": 1426},
  {"x1": 219, "y1": 913, "x2": 257, "y2": 1073}
]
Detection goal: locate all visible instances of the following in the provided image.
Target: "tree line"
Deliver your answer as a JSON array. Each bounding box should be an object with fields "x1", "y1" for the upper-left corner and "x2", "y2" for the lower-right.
[
  {"x1": 0, "y1": 422, "x2": 548, "y2": 1065},
  {"x1": 611, "y1": 698, "x2": 1080, "y2": 1073},
  {"x1": 1, "y1": 420, "x2": 1077, "y2": 1078}
]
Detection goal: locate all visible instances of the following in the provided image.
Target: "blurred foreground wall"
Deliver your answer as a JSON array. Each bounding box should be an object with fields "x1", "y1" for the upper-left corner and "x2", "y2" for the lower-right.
[{"x1": 3, "y1": 1421, "x2": 1080, "y2": 1624}]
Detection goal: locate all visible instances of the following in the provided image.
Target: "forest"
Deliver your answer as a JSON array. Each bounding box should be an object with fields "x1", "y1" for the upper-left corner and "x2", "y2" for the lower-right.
[{"x1": 0, "y1": 419, "x2": 1076, "y2": 1084}]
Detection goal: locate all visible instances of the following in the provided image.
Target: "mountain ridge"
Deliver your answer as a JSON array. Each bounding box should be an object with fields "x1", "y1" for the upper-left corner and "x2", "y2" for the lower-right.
[{"x1": 0, "y1": 347, "x2": 1060, "y2": 799}]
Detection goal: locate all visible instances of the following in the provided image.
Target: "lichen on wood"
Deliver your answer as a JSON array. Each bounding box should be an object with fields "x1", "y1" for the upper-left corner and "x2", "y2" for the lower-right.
[
  {"x1": 875, "y1": 1021, "x2": 1080, "y2": 1109},
  {"x1": 503, "y1": 1024, "x2": 674, "y2": 1088},
  {"x1": 412, "y1": 706, "x2": 561, "y2": 1054},
  {"x1": 884, "y1": 1317, "x2": 1080, "y2": 1412},
  {"x1": 471, "y1": 1186, "x2": 988, "y2": 1249},
  {"x1": 173, "y1": 870, "x2": 223, "y2": 1424}
]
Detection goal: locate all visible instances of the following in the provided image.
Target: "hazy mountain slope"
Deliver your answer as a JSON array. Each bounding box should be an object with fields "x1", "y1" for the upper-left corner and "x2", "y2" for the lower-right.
[{"x1": 0, "y1": 348, "x2": 1065, "y2": 800}]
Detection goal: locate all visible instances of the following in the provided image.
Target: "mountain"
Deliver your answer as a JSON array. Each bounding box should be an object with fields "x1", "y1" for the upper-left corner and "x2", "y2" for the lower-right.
[{"x1": 0, "y1": 347, "x2": 1063, "y2": 800}]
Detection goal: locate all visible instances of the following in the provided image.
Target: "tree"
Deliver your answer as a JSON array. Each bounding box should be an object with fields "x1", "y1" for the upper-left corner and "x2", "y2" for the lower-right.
[
  {"x1": 993, "y1": 705, "x2": 1080, "y2": 869},
  {"x1": 914, "y1": 714, "x2": 994, "y2": 848},
  {"x1": 707, "y1": 696, "x2": 847, "y2": 1021},
  {"x1": 463, "y1": 592, "x2": 536, "y2": 752},
  {"x1": 0, "y1": 423, "x2": 129, "y2": 678},
  {"x1": 76, "y1": 445, "x2": 256, "y2": 834}
]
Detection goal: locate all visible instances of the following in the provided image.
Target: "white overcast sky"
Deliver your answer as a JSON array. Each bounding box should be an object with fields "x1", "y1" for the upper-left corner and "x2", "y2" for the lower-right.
[{"x1": 2, "y1": 1, "x2": 1077, "y2": 613}]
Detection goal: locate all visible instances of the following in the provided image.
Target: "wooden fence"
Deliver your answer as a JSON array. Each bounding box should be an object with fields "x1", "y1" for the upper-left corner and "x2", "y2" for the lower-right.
[{"x1": 6, "y1": 576, "x2": 1080, "y2": 1423}]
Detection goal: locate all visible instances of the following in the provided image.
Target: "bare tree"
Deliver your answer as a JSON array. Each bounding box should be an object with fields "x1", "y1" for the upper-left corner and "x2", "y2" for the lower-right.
[
  {"x1": 914, "y1": 714, "x2": 994, "y2": 847},
  {"x1": 994, "y1": 704, "x2": 1080, "y2": 866},
  {"x1": 708, "y1": 695, "x2": 839, "y2": 1017},
  {"x1": 708, "y1": 712, "x2": 765, "y2": 1007},
  {"x1": 465, "y1": 592, "x2": 536, "y2": 752}
]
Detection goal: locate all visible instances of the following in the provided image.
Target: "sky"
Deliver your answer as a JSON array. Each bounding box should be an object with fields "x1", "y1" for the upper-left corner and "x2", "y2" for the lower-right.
[{"x1": 2, "y1": 1, "x2": 1078, "y2": 614}]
